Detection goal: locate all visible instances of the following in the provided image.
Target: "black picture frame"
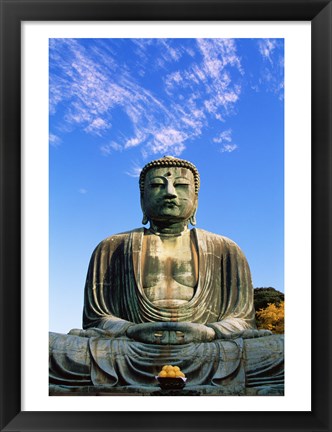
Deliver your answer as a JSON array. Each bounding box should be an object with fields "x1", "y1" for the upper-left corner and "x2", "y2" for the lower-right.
[{"x1": 0, "y1": 0, "x2": 331, "y2": 431}]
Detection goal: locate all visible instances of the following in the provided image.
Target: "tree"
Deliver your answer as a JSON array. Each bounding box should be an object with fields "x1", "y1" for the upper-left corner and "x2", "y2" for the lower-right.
[
  {"x1": 256, "y1": 301, "x2": 284, "y2": 334},
  {"x1": 254, "y1": 287, "x2": 284, "y2": 312}
]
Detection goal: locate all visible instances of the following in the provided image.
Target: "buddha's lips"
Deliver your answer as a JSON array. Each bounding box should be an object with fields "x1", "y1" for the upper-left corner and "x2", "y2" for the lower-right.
[{"x1": 161, "y1": 200, "x2": 179, "y2": 207}]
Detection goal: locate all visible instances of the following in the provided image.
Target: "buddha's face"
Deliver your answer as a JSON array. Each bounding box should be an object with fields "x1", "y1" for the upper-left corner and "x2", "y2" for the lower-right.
[{"x1": 142, "y1": 166, "x2": 197, "y2": 223}]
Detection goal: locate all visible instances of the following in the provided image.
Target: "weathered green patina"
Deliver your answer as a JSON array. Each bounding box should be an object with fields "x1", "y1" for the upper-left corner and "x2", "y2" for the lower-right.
[{"x1": 49, "y1": 156, "x2": 284, "y2": 395}]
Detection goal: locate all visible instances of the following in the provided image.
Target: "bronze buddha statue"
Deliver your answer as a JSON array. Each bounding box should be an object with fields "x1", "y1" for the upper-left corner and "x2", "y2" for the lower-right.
[{"x1": 49, "y1": 156, "x2": 284, "y2": 395}]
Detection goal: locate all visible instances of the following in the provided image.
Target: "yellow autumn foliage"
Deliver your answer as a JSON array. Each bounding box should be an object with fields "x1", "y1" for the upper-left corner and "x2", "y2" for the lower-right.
[{"x1": 256, "y1": 301, "x2": 284, "y2": 334}]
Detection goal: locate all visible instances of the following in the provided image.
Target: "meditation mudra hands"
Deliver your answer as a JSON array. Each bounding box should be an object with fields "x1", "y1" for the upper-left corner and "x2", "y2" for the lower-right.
[
  {"x1": 126, "y1": 322, "x2": 216, "y2": 344},
  {"x1": 125, "y1": 322, "x2": 272, "y2": 344},
  {"x1": 68, "y1": 324, "x2": 272, "y2": 342}
]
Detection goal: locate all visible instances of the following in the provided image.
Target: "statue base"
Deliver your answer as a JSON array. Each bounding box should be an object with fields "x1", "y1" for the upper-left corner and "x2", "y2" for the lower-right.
[{"x1": 49, "y1": 384, "x2": 284, "y2": 396}]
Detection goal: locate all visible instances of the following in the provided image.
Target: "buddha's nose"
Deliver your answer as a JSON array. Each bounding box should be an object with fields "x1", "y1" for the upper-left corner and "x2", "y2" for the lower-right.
[{"x1": 165, "y1": 182, "x2": 177, "y2": 197}]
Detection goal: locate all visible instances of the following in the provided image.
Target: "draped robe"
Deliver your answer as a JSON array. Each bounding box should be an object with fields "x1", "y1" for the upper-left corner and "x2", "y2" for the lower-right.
[{"x1": 49, "y1": 228, "x2": 284, "y2": 394}]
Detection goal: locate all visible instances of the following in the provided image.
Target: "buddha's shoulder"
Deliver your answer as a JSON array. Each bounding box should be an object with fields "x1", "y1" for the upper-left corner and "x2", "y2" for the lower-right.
[
  {"x1": 194, "y1": 228, "x2": 242, "y2": 250},
  {"x1": 94, "y1": 228, "x2": 144, "y2": 250}
]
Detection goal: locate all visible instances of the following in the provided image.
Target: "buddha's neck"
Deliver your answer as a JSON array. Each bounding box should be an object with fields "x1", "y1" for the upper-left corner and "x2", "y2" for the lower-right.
[{"x1": 149, "y1": 220, "x2": 189, "y2": 237}]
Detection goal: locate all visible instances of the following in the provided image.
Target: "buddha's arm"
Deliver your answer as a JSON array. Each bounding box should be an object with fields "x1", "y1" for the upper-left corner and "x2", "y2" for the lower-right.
[
  {"x1": 83, "y1": 308, "x2": 133, "y2": 337},
  {"x1": 207, "y1": 321, "x2": 272, "y2": 339},
  {"x1": 204, "y1": 236, "x2": 267, "y2": 339},
  {"x1": 207, "y1": 318, "x2": 254, "y2": 336},
  {"x1": 82, "y1": 237, "x2": 135, "y2": 337}
]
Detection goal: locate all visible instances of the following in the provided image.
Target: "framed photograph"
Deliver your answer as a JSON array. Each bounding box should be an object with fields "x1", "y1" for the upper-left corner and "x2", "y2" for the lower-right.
[{"x1": 1, "y1": 0, "x2": 331, "y2": 431}]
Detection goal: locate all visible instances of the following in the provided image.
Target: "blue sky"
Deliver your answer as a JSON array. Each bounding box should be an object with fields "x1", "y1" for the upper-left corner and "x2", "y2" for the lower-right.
[{"x1": 49, "y1": 38, "x2": 284, "y2": 333}]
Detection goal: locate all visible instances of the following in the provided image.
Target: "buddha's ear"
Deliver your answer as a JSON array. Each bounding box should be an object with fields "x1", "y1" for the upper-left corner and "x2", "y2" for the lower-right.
[
  {"x1": 142, "y1": 213, "x2": 149, "y2": 225},
  {"x1": 189, "y1": 199, "x2": 198, "y2": 226},
  {"x1": 140, "y1": 195, "x2": 149, "y2": 225},
  {"x1": 189, "y1": 210, "x2": 197, "y2": 226}
]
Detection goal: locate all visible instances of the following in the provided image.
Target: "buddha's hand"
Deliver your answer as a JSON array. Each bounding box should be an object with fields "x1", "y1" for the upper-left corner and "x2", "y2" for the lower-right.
[
  {"x1": 210, "y1": 327, "x2": 273, "y2": 340},
  {"x1": 126, "y1": 322, "x2": 216, "y2": 345}
]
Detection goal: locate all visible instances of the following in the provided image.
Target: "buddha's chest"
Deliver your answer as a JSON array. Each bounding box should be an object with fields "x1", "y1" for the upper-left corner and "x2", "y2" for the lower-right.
[{"x1": 141, "y1": 232, "x2": 198, "y2": 307}]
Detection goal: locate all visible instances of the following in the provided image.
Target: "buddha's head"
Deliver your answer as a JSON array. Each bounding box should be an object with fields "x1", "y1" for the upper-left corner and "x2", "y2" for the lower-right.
[{"x1": 139, "y1": 156, "x2": 200, "y2": 227}]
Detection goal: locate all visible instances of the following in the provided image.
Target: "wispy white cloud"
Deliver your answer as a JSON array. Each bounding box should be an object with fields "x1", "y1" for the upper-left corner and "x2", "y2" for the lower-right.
[
  {"x1": 126, "y1": 165, "x2": 143, "y2": 178},
  {"x1": 257, "y1": 39, "x2": 284, "y2": 100},
  {"x1": 258, "y1": 39, "x2": 277, "y2": 64},
  {"x1": 148, "y1": 128, "x2": 187, "y2": 156},
  {"x1": 49, "y1": 39, "x2": 244, "y2": 160},
  {"x1": 213, "y1": 129, "x2": 232, "y2": 144},
  {"x1": 124, "y1": 132, "x2": 147, "y2": 149},
  {"x1": 213, "y1": 129, "x2": 238, "y2": 153},
  {"x1": 158, "y1": 40, "x2": 182, "y2": 62},
  {"x1": 49, "y1": 133, "x2": 61, "y2": 147},
  {"x1": 84, "y1": 117, "x2": 110, "y2": 135},
  {"x1": 100, "y1": 141, "x2": 123, "y2": 155},
  {"x1": 221, "y1": 144, "x2": 238, "y2": 153}
]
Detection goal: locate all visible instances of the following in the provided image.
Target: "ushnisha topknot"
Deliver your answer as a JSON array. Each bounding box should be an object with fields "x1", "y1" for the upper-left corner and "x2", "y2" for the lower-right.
[{"x1": 139, "y1": 155, "x2": 200, "y2": 195}]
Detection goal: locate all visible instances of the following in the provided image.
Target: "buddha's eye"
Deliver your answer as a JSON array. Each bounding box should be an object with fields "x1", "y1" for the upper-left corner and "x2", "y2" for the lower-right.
[
  {"x1": 150, "y1": 183, "x2": 164, "y2": 188},
  {"x1": 174, "y1": 183, "x2": 189, "y2": 188}
]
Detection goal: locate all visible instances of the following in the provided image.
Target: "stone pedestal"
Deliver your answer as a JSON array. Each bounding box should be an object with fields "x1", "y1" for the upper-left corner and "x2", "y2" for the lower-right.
[{"x1": 49, "y1": 384, "x2": 283, "y2": 396}]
